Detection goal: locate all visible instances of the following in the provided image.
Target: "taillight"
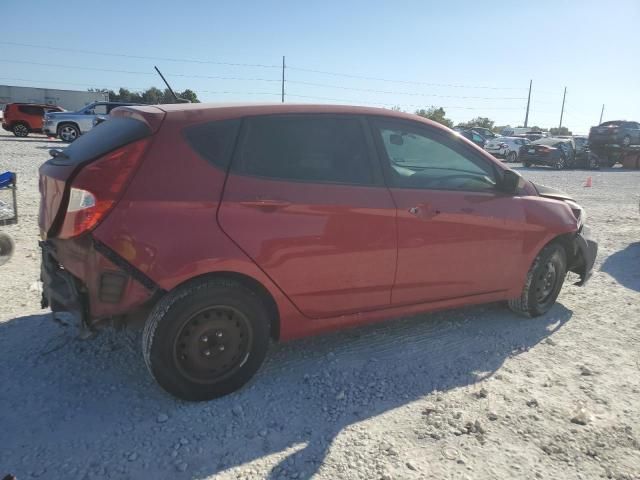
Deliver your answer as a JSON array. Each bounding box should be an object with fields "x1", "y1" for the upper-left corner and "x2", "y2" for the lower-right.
[{"x1": 59, "y1": 138, "x2": 150, "y2": 239}]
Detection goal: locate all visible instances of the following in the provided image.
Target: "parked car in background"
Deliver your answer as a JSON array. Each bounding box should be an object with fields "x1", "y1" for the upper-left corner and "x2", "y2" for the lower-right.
[
  {"x1": 572, "y1": 135, "x2": 589, "y2": 164},
  {"x1": 38, "y1": 103, "x2": 597, "y2": 401},
  {"x1": 468, "y1": 127, "x2": 497, "y2": 140},
  {"x1": 2, "y1": 103, "x2": 65, "y2": 137},
  {"x1": 458, "y1": 129, "x2": 486, "y2": 147},
  {"x1": 485, "y1": 136, "x2": 530, "y2": 162},
  {"x1": 519, "y1": 137, "x2": 576, "y2": 169},
  {"x1": 43, "y1": 101, "x2": 141, "y2": 142},
  {"x1": 589, "y1": 120, "x2": 640, "y2": 149},
  {"x1": 501, "y1": 127, "x2": 533, "y2": 136}
]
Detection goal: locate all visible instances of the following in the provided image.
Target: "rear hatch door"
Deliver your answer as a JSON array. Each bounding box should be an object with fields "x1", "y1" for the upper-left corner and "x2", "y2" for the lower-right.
[{"x1": 38, "y1": 106, "x2": 165, "y2": 238}]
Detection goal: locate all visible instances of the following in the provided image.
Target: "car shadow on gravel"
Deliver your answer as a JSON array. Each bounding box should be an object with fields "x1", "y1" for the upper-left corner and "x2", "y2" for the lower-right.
[
  {"x1": 0, "y1": 303, "x2": 571, "y2": 479},
  {"x1": 601, "y1": 242, "x2": 640, "y2": 291}
]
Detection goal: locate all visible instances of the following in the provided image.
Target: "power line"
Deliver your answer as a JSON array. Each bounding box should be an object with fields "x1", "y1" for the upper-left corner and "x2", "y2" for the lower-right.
[
  {"x1": 285, "y1": 93, "x2": 526, "y2": 110},
  {"x1": 0, "y1": 59, "x2": 281, "y2": 82},
  {"x1": 286, "y1": 79, "x2": 526, "y2": 100},
  {"x1": 0, "y1": 41, "x2": 280, "y2": 69},
  {"x1": 287, "y1": 66, "x2": 526, "y2": 90},
  {"x1": 0, "y1": 76, "x2": 148, "y2": 91},
  {"x1": 0, "y1": 41, "x2": 531, "y2": 91}
]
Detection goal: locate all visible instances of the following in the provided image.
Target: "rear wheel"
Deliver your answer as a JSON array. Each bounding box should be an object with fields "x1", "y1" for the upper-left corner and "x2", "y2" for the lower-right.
[
  {"x1": 58, "y1": 123, "x2": 80, "y2": 142},
  {"x1": 508, "y1": 243, "x2": 567, "y2": 317},
  {"x1": 507, "y1": 151, "x2": 517, "y2": 163},
  {"x1": 12, "y1": 123, "x2": 29, "y2": 137},
  {"x1": 142, "y1": 278, "x2": 271, "y2": 401},
  {"x1": 523, "y1": 161, "x2": 532, "y2": 168}
]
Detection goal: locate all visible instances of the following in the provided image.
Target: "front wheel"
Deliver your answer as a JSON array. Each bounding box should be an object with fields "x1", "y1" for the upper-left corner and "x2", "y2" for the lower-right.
[
  {"x1": 142, "y1": 278, "x2": 271, "y2": 401},
  {"x1": 58, "y1": 124, "x2": 80, "y2": 142},
  {"x1": 622, "y1": 136, "x2": 631, "y2": 147},
  {"x1": 12, "y1": 123, "x2": 29, "y2": 137},
  {"x1": 508, "y1": 243, "x2": 567, "y2": 317},
  {"x1": 507, "y1": 151, "x2": 517, "y2": 163}
]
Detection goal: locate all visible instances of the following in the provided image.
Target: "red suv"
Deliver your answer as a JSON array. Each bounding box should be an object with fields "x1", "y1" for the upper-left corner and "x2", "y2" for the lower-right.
[
  {"x1": 39, "y1": 104, "x2": 597, "y2": 400},
  {"x1": 2, "y1": 103, "x2": 64, "y2": 137}
]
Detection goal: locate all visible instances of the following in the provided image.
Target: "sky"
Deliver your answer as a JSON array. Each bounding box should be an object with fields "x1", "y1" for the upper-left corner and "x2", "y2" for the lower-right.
[{"x1": 2, "y1": 0, "x2": 639, "y2": 133}]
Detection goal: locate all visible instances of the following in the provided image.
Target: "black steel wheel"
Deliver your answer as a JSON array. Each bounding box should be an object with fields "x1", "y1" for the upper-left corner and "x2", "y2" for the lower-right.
[
  {"x1": 143, "y1": 278, "x2": 271, "y2": 401},
  {"x1": 508, "y1": 243, "x2": 567, "y2": 317},
  {"x1": 173, "y1": 305, "x2": 253, "y2": 384}
]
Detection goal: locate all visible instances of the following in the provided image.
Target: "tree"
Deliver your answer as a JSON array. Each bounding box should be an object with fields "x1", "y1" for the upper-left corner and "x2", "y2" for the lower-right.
[
  {"x1": 415, "y1": 106, "x2": 453, "y2": 128},
  {"x1": 456, "y1": 116, "x2": 494, "y2": 130},
  {"x1": 549, "y1": 126, "x2": 572, "y2": 136},
  {"x1": 91, "y1": 86, "x2": 199, "y2": 104}
]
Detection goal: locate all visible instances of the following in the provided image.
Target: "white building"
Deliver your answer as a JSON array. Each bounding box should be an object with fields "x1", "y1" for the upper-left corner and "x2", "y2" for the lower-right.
[{"x1": 0, "y1": 85, "x2": 108, "y2": 111}]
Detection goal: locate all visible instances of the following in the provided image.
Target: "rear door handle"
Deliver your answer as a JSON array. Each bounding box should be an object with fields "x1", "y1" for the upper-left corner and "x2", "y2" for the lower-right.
[{"x1": 239, "y1": 199, "x2": 291, "y2": 210}]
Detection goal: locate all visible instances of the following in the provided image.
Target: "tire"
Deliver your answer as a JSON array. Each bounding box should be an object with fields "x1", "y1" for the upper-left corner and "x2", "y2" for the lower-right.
[
  {"x1": 12, "y1": 123, "x2": 29, "y2": 137},
  {"x1": 508, "y1": 243, "x2": 567, "y2": 317},
  {"x1": 142, "y1": 278, "x2": 271, "y2": 401},
  {"x1": 622, "y1": 136, "x2": 631, "y2": 147},
  {"x1": 58, "y1": 123, "x2": 80, "y2": 143},
  {"x1": 0, "y1": 233, "x2": 14, "y2": 266},
  {"x1": 507, "y1": 151, "x2": 517, "y2": 163},
  {"x1": 523, "y1": 161, "x2": 532, "y2": 168}
]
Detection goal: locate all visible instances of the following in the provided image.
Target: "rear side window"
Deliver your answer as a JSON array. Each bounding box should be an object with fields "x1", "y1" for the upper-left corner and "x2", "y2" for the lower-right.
[
  {"x1": 183, "y1": 119, "x2": 241, "y2": 170},
  {"x1": 19, "y1": 105, "x2": 44, "y2": 116},
  {"x1": 234, "y1": 115, "x2": 374, "y2": 185}
]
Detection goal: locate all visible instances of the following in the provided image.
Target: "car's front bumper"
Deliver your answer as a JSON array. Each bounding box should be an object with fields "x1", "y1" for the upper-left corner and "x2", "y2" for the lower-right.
[{"x1": 571, "y1": 225, "x2": 597, "y2": 286}]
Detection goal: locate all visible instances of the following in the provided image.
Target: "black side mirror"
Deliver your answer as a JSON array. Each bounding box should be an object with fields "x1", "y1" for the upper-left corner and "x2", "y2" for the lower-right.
[{"x1": 500, "y1": 169, "x2": 523, "y2": 194}]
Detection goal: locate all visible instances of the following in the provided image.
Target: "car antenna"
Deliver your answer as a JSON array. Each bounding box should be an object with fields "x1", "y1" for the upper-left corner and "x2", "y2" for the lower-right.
[{"x1": 154, "y1": 66, "x2": 190, "y2": 103}]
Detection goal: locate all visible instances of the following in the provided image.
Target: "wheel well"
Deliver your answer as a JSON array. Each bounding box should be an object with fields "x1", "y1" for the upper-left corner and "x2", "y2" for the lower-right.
[
  {"x1": 172, "y1": 272, "x2": 281, "y2": 341},
  {"x1": 547, "y1": 233, "x2": 576, "y2": 267},
  {"x1": 57, "y1": 122, "x2": 79, "y2": 134}
]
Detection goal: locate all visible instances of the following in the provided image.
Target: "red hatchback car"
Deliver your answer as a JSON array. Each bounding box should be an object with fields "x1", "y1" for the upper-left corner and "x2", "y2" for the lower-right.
[{"x1": 39, "y1": 104, "x2": 597, "y2": 400}]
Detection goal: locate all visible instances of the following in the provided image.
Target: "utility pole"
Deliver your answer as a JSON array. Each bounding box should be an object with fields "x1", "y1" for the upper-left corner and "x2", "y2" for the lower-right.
[
  {"x1": 524, "y1": 79, "x2": 532, "y2": 127},
  {"x1": 281, "y1": 56, "x2": 285, "y2": 103},
  {"x1": 599, "y1": 104, "x2": 605, "y2": 125},
  {"x1": 559, "y1": 86, "x2": 567, "y2": 130}
]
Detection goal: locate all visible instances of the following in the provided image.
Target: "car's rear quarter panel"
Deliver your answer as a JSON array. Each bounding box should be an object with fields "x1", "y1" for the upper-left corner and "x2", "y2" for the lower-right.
[{"x1": 91, "y1": 111, "x2": 304, "y2": 336}]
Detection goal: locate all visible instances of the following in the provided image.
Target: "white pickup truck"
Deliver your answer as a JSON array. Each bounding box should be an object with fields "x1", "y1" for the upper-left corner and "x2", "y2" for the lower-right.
[{"x1": 43, "y1": 102, "x2": 140, "y2": 142}]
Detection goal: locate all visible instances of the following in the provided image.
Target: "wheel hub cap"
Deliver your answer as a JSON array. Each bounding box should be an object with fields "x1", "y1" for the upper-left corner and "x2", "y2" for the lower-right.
[
  {"x1": 174, "y1": 306, "x2": 252, "y2": 383},
  {"x1": 536, "y1": 261, "x2": 557, "y2": 302}
]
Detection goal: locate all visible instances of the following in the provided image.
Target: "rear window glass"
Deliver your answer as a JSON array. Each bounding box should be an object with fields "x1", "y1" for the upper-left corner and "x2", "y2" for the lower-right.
[
  {"x1": 233, "y1": 115, "x2": 374, "y2": 185},
  {"x1": 47, "y1": 117, "x2": 151, "y2": 167},
  {"x1": 183, "y1": 119, "x2": 241, "y2": 170}
]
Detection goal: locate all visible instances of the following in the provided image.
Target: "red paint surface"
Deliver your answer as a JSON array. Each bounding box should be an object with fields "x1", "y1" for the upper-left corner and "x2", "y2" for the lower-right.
[{"x1": 40, "y1": 104, "x2": 580, "y2": 340}]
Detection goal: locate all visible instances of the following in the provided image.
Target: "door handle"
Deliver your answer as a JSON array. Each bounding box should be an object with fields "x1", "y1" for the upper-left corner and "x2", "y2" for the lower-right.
[
  {"x1": 408, "y1": 205, "x2": 441, "y2": 219},
  {"x1": 239, "y1": 199, "x2": 291, "y2": 210}
]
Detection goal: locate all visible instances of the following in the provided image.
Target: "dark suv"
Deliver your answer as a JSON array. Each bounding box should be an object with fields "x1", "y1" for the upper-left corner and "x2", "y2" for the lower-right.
[
  {"x1": 589, "y1": 121, "x2": 640, "y2": 149},
  {"x1": 38, "y1": 103, "x2": 596, "y2": 400},
  {"x1": 2, "y1": 103, "x2": 65, "y2": 137}
]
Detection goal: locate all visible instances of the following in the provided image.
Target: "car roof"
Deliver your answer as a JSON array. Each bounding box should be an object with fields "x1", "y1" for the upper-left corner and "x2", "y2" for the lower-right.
[{"x1": 142, "y1": 102, "x2": 446, "y2": 128}]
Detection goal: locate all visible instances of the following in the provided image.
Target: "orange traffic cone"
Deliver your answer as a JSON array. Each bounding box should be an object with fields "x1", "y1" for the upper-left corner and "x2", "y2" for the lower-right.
[{"x1": 584, "y1": 176, "x2": 592, "y2": 187}]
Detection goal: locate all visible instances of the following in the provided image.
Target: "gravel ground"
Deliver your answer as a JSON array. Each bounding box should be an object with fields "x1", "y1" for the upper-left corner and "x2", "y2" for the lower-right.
[{"x1": 1, "y1": 129, "x2": 639, "y2": 480}]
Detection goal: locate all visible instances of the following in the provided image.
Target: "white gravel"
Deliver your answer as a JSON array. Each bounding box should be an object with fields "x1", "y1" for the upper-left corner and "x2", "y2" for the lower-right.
[{"x1": 1, "y1": 129, "x2": 639, "y2": 480}]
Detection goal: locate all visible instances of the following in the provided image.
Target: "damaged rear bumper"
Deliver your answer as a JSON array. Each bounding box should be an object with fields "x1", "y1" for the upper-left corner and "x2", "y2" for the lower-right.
[
  {"x1": 40, "y1": 237, "x2": 160, "y2": 331},
  {"x1": 571, "y1": 225, "x2": 598, "y2": 286}
]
